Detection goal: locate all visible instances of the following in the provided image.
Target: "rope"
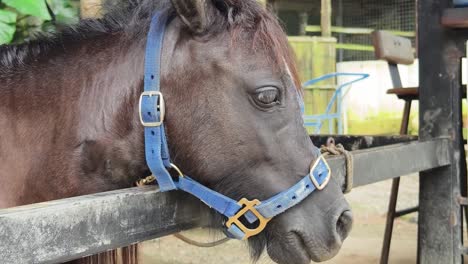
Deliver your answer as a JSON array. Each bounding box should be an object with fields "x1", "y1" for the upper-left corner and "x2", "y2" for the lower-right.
[
  {"x1": 136, "y1": 175, "x2": 156, "y2": 187},
  {"x1": 320, "y1": 138, "x2": 354, "y2": 193},
  {"x1": 173, "y1": 233, "x2": 231, "y2": 248}
]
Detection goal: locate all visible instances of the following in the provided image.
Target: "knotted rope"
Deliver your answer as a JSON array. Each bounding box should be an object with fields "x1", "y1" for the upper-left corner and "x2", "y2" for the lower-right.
[
  {"x1": 320, "y1": 138, "x2": 354, "y2": 193},
  {"x1": 136, "y1": 175, "x2": 156, "y2": 187}
]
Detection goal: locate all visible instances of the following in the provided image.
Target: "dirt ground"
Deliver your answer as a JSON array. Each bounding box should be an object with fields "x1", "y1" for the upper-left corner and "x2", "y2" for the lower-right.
[{"x1": 140, "y1": 175, "x2": 420, "y2": 264}]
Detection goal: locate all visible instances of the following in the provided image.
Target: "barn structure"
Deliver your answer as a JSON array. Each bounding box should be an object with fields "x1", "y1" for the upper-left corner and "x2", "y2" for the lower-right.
[{"x1": 1, "y1": 0, "x2": 468, "y2": 263}]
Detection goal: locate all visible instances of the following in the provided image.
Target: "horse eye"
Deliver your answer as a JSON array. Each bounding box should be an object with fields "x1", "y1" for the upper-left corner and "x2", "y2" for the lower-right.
[{"x1": 255, "y1": 87, "x2": 280, "y2": 106}]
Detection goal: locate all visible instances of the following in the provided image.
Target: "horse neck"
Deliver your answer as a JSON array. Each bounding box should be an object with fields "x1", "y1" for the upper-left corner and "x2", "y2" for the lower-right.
[{"x1": 0, "y1": 34, "x2": 148, "y2": 207}]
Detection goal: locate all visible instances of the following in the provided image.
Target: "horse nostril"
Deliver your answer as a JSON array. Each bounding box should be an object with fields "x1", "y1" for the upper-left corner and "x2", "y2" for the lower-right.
[{"x1": 336, "y1": 210, "x2": 353, "y2": 241}]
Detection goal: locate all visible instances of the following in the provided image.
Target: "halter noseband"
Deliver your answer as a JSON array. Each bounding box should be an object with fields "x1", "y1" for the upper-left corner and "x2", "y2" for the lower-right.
[{"x1": 139, "y1": 12, "x2": 332, "y2": 240}]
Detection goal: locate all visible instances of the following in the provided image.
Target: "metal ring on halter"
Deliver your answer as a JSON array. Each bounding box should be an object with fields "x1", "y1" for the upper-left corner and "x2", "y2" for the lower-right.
[{"x1": 170, "y1": 163, "x2": 185, "y2": 178}]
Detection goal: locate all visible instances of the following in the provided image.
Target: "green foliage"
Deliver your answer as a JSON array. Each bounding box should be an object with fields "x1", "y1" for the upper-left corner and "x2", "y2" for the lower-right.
[
  {"x1": 0, "y1": 0, "x2": 79, "y2": 45},
  {"x1": 48, "y1": 0, "x2": 80, "y2": 24},
  {"x1": 3, "y1": 0, "x2": 51, "y2": 20},
  {"x1": 0, "y1": 9, "x2": 16, "y2": 43}
]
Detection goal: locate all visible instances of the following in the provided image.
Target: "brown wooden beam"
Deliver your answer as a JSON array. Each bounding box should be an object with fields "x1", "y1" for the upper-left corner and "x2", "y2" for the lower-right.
[{"x1": 442, "y1": 8, "x2": 468, "y2": 28}]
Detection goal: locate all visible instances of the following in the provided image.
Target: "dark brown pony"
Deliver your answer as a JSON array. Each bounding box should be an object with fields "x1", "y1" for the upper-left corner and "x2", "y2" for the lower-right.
[{"x1": 0, "y1": 0, "x2": 352, "y2": 263}]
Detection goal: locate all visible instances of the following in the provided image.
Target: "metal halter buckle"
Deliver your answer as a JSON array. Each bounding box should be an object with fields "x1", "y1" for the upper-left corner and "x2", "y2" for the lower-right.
[
  {"x1": 139, "y1": 91, "x2": 165, "y2": 127},
  {"x1": 225, "y1": 198, "x2": 271, "y2": 240},
  {"x1": 310, "y1": 155, "x2": 331, "y2": 191},
  {"x1": 170, "y1": 163, "x2": 185, "y2": 178}
]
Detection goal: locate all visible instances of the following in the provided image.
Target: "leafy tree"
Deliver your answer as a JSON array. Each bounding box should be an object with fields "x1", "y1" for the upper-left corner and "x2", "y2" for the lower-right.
[{"x1": 0, "y1": 0, "x2": 80, "y2": 45}]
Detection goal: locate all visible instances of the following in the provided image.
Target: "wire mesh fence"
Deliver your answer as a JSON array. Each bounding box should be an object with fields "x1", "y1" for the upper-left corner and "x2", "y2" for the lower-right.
[
  {"x1": 276, "y1": 0, "x2": 416, "y2": 62},
  {"x1": 333, "y1": 0, "x2": 416, "y2": 61}
]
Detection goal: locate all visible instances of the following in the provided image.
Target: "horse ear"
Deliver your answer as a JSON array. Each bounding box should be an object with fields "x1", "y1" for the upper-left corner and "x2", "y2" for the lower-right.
[{"x1": 170, "y1": 0, "x2": 213, "y2": 34}]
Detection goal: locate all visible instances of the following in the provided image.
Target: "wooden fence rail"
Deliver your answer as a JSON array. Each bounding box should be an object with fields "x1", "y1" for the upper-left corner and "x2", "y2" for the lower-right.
[
  {"x1": 306, "y1": 25, "x2": 416, "y2": 37},
  {"x1": 0, "y1": 138, "x2": 450, "y2": 264}
]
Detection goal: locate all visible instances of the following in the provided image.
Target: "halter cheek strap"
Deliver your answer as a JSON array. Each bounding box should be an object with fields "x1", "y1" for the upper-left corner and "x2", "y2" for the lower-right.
[
  {"x1": 140, "y1": 12, "x2": 176, "y2": 191},
  {"x1": 140, "y1": 11, "x2": 332, "y2": 240}
]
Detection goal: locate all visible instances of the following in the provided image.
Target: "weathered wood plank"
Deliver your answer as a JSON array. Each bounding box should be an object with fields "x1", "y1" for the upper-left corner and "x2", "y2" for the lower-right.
[
  {"x1": 372, "y1": 31, "x2": 415, "y2": 65},
  {"x1": 0, "y1": 188, "x2": 208, "y2": 264},
  {"x1": 320, "y1": 0, "x2": 332, "y2": 37},
  {"x1": 327, "y1": 138, "x2": 451, "y2": 188},
  {"x1": 309, "y1": 135, "x2": 417, "y2": 151},
  {"x1": 417, "y1": 0, "x2": 468, "y2": 262},
  {"x1": 0, "y1": 139, "x2": 451, "y2": 264}
]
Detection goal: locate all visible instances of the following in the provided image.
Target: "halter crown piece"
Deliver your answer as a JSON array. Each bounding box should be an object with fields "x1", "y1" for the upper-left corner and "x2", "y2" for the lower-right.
[{"x1": 139, "y1": 12, "x2": 332, "y2": 240}]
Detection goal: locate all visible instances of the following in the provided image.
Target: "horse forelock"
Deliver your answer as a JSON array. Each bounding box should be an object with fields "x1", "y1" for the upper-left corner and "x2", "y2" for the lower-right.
[{"x1": 222, "y1": 1, "x2": 302, "y2": 93}]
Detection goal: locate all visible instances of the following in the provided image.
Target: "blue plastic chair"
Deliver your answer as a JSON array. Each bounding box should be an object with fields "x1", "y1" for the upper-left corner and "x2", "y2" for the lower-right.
[{"x1": 302, "y1": 72, "x2": 370, "y2": 134}]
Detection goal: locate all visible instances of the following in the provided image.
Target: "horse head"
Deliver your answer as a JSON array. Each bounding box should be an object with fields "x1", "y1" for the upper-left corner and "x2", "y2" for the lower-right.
[
  {"x1": 0, "y1": 0, "x2": 352, "y2": 262},
  {"x1": 158, "y1": 0, "x2": 353, "y2": 262}
]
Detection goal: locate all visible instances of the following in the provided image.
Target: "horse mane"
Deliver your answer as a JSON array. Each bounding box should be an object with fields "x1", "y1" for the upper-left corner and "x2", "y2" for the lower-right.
[
  {"x1": 0, "y1": 0, "x2": 301, "y2": 89},
  {"x1": 0, "y1": 0, "x2": 161, "y2": 73}
]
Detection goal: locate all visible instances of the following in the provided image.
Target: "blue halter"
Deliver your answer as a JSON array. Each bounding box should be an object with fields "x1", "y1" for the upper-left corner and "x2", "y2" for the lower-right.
[{"x1": 139, "y1": 12, "x2": 332, "y2": 240}]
